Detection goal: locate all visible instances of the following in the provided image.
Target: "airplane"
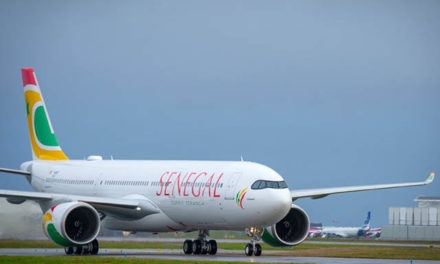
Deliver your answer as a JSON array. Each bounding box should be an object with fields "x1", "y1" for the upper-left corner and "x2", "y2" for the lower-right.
[
  {"x1": 312, "y1": 211, "x2": 371, "y2": 238},
  {"x1": 308, "y1": 226, "x2": 322, "y2": 238},
  {"x1": 0, "y1": 68, "x2": 435, "y2": 256},
  {"x1": 363, "y1": 227, "x2": 382, "y2": 238}
]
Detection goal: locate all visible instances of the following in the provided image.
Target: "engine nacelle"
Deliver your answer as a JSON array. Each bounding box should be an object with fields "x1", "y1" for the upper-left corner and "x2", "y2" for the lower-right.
[
  {"x1": 42, "y1": 202, "x2": 100, "y2": 247},
  {"x1": 262, "y1": 204, "x2": 310, "y2": 247}
]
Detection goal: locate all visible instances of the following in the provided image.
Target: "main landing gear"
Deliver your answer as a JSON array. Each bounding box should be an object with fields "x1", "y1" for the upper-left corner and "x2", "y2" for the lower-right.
[
  {"x1": 64, "y1": 239, "x2": 99, "y2": 255},
  {"x1": 245, "y1": 227, "x2": 263, "y2": 256},
  {"x1": 183, "y1": 230, "x2": 217, "y2": 255}
]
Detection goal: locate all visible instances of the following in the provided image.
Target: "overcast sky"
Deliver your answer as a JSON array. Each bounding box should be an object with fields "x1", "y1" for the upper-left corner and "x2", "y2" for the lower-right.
[{"x1": 0, "y1": 0, "x2": 439, "y2": 227}]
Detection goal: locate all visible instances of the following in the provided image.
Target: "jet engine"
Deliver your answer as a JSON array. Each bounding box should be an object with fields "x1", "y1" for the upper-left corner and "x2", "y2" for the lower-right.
[
  {"x1": 42, "y1": 201, "x2": 100, "y2": 247},
  {"x1": 262, "y1": 204, "x2": 310, "y2": 247}
]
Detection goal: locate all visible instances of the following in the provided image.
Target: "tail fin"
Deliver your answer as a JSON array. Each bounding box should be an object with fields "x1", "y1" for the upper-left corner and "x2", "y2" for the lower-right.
[
  {"x1": 362, "y1": 211, "x2": 371, "y2": 230},
  {"x1": 22, "y1": 68, "x2": 68, "y2": 160}
]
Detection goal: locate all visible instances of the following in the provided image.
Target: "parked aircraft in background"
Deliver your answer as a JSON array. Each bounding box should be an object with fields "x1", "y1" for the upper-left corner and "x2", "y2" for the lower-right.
[
  {"x1": 308, "y1": 212, "x2": 382, "y2": 239},
  {"x1": 0, "y1": 69, "x2": 434, "y2": 256},
  {"x1": 320, "y1": 211, "x2": 371, "y2": 238},
  {"x1": 308, "y1": 226, "x2": 322, "y2": 238},
  {"x1": 364, "y1": 227, "x2": 382, "y2": 238}
]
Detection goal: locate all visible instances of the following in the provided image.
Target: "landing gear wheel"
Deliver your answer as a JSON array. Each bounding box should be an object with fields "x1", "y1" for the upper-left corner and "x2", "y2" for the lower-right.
[
  {"x1": 64, "y1": 247, "x2": 74, "y2": 255},
  {"x1": 192, "y1": 239, "x2": 202, "y2": 255},
  {"x1": 90, "y1": 239, "x2": 99, "y2": 255},
  {"x1": 201, "y1": 242, "x2": 208, "y2": 255},
  {"x1": 254, "y1": 243, "x2": 262, "y2": 256},
  {"x1": 208, "y1": 240, "x2": 217, "y2": 255},
  {"x1": 245, "y1": 243, "x2": 253, "y2": 256},
  {"x1": 74, "y1": 246, "x2": 83, "y2": 255},
  {"x1": 183, "y1": 240, "x2": 193, "y2": 255},
  {"x1": 82, "y1": 246, "x2": 90, "y2": 255}
]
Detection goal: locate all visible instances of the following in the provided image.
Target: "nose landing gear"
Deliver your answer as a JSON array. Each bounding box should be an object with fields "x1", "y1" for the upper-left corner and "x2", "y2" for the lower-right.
[
  {"x1": 182, "y1": 230, "x2": 217, "y2": 255},
  {"x1": 245, "y1": 227, "x2": 263, "y2": 256}
]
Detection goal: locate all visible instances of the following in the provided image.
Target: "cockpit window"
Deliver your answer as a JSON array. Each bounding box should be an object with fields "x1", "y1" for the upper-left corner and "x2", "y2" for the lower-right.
[
  {"x1": 251, "y1": 180, "x2": 288, "y2": 190},
  {"x1": 278, "y1": 181, "x2": 288, "y2": 188}
]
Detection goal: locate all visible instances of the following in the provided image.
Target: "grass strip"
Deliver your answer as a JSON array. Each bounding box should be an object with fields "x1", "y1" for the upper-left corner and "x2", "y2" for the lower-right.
[{"x1": 0, "y1": 256, "x2": 249, "y2": 264}]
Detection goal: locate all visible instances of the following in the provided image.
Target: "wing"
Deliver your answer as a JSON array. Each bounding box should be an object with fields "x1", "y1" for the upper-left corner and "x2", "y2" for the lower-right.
[
  {"x1": 291, "y1": 172, "x2": 434, "y2": 201},
  {"x1": 0, "y1": 189, "x2": 160, "y2": 218},
  {"x1": 0, "y1": 168, "x2": 30, "y2": 175}
]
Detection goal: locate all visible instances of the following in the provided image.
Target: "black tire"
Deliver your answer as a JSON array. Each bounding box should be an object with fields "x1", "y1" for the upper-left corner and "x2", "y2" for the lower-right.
[
  {"x1": 74, "y1": 246, "x2": 83, "y2": 255},
  {"x1": 245, "y1": 243, "x2": 253, "y2": 256},
  {"x1": 254, "y1": 243, "x2": 262, "y2": 256},
  {"x1": 64, "y1": 247, "x2": 74, "y2": 255},
  {"x1": 208, "y1": 240, "x2": 217, "y2": 255},
  {"x1": 200, "y1": 240, "x2": 210, "y2": 255},
  {"x1": 183, "y1": 240, "x2": 193, "y2": 255},
  {"x1": 192, "y1": 239, "x2": 202, "y2": 255},
  {"x1": 201, "y1": 244, "x2": 208, "y2": 255},
  {"x1": 82, "y1": 246, "x2": 90, "y2": 255},
  {"x1": 91, "y1": 239, "x2": 99, "y2": 255}
]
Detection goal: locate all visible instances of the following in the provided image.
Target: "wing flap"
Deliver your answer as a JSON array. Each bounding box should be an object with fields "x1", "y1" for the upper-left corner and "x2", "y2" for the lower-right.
[{"x1": 291, "y1": 172, "x2": 434, "y2": 201}]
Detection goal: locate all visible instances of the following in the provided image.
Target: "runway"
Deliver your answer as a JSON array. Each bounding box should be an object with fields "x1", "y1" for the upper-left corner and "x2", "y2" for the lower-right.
[
  {"x1": 99, "y1": 237, "x2": 440, "y2": 248},
  {"x1": 1, "y1": 248, "x2": 440, "y2": 264}
]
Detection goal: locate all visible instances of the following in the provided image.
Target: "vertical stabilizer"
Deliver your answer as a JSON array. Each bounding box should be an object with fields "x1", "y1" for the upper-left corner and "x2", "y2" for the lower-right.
[
  {"x1": 22, "y1": 68, "x2": 68, "y2": 160},
  {"x1": 362, "y1": 211, "x2": 371, "y2": 230}
]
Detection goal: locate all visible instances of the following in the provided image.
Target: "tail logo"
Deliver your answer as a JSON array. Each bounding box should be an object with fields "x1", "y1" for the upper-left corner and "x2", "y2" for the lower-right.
[
  {"x1": 428, "y1": 171, "x2": 435, "y2": 181},
  {"x1": 22, "y1": 68, "x2": 68, "y2": 160},
  {"x1": 235, "y1": 188, "x2": 248, "y2": 209}
]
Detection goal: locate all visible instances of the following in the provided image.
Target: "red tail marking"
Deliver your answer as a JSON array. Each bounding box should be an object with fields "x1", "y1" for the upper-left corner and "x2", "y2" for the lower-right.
[{"x1": 21, "y1": 68, "x2": 37, "y2": 87}]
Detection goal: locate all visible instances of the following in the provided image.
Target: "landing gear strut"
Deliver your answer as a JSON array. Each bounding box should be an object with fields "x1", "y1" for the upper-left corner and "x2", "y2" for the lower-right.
[
  {"x1": 65, "y1": 239, "x2": 99, "y2": 255},
  {"x1": 245, "y1": 227, "x2": 263, "y2": 256},
  {"x1": 182, "y1": 230, "x2": 217, "y2": 255}
]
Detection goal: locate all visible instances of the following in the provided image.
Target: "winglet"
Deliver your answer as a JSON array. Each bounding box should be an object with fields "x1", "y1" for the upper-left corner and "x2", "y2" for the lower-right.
[{"x1": 426, "y1": 171, "x2": 435, "y2": 184}]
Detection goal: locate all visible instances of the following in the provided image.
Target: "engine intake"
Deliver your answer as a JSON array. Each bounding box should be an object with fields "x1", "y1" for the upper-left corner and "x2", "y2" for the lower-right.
[
  {"x1": 262, "y1": 204, "x2": 310, "y2": 247},
  {"x1": 43, "y1": 202, "x2": 100, "y2": 246}
]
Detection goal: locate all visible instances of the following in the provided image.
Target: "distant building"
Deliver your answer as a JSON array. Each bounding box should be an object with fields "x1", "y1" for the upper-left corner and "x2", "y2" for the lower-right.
[
  {"x1": 414, "y1": 196, "x2": 440, "y2": 208},
  {"x1": 381, "y1": 196, "x2": 440, "y2": 241}
]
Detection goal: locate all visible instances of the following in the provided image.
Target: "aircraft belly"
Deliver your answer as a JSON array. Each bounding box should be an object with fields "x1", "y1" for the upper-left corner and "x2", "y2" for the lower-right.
[{"x1": 103, "y1": 210, "x2": 182, "y2": 232}]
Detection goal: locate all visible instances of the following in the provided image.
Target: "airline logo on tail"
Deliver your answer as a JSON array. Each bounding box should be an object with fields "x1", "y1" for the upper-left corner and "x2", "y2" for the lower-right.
[
  {"x1": 22, "y1": 68, "x2": 68, "y2": 160},
  {"x1": 428, "y1": 172, "x2": 435, "y2": 182},
  {"x1": 358, "y1": 211, "x2": 371, "y2": 236},
  {"x1": 361, "y1": 211, "x2": 371, "y2": 230}
]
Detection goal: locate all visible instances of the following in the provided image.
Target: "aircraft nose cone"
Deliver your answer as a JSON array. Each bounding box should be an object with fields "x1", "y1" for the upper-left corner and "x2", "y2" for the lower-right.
[{"x1": 266, "y1": 188, "x2": 292, "y2": 224}]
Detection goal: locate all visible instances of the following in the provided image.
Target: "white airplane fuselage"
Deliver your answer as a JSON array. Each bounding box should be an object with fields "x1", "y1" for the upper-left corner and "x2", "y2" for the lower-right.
[
  {"x1": 321, "y1": 226, "x2": 362, "y2": 238},
  {"x1": 23, "y1": 159, "x2": 292, "y2": 232}
]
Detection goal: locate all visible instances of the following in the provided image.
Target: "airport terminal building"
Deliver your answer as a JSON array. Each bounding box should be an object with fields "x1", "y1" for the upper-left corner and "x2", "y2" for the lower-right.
[{"x1": 381, "y1": 196, "x2": 440, "y2": 241}]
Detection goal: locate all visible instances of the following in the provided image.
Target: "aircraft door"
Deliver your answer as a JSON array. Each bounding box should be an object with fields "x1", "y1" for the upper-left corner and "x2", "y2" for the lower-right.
[{"x1": 224, "y1": 170, "x2": 242, "y2": 200}]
